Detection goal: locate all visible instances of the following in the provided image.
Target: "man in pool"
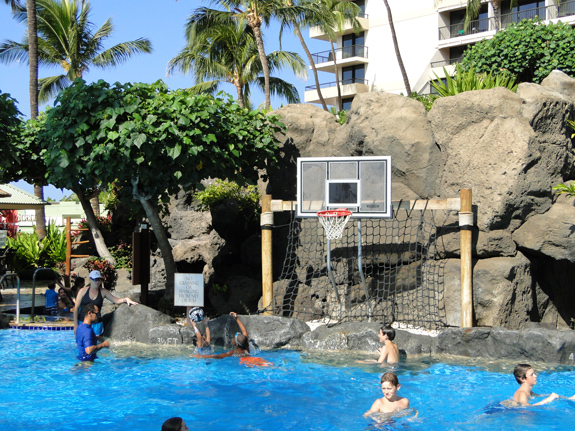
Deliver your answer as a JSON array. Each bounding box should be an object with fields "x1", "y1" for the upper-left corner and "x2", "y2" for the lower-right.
[
  {"x1": 191, "y1": 312, "x2": 249, "y2": 359},
  {"x1": 76, "y1": 303, "x2": 109, "y2": 362},
  {"x1": 512, "y1": 363, "x2": 575, "y2": 406},
  {"x1": 364, "y1": 372, "x2": 410, "y2": 416}
]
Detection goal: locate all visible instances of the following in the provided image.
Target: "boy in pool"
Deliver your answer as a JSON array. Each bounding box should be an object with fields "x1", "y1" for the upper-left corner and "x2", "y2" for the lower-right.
[
  {"x1": 191, "y1": 317, "x2": 212, "y2": 355},
  {"x1": 76, "y1": 303, "x2": 109, "y2": 362},
  {"x1": 364, "y1": 372, "x2": 410, "y2": 416},
  {"x1": 358, "y1": 326, "x2": 400, "y2": 365},
  {"x1": 512, "y1": 363, "x2": 575, "y2": 406}
]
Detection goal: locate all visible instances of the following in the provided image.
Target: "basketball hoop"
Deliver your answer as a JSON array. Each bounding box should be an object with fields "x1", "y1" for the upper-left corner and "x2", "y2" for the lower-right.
[{"x1": 317, "y1": 209, "x2": 352, "y2": 240}]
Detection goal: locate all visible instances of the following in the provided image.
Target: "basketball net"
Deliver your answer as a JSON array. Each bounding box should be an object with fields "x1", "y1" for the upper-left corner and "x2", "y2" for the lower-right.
[{"x1": 317, "y1": 209, "x2": 352, "y2": 240}]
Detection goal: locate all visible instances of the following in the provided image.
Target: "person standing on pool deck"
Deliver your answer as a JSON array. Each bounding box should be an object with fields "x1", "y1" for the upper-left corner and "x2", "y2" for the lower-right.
[
  {"x1": 44, "y1": 283, "x2": 59, "y2": 315},
  {"x1": 74, "y1": 270, "x2": 138, "y2": 338},
  {"x1": 512, "y1": 363, "x2": 575, "y2": 406},
  {"x1": 364, "y1": 372, "x2": 410, "y2": 416},
  {"x1": 191, "y1": 312, "x2": 250, "y2": 359},
  {"x1": 76, "y1": 303, "x2": 109, "y2": 361}
]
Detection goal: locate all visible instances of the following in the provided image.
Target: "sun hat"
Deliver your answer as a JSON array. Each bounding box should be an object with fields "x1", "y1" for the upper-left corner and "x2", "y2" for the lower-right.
[{"x1": 89, "y1": 270, "x2": 102, "y2": 280}]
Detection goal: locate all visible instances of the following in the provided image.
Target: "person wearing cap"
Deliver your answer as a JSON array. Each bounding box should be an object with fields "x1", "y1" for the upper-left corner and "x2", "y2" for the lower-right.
[
  {"x1": 191, "y1": 312, "x2": 250, "y2": 359},
  {"x1": 73, "y1": 270, "x2": 138, "y2": 338}
]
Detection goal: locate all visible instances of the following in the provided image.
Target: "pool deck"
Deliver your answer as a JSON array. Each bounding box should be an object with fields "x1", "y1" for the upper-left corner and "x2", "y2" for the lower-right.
[{"x1": 0, "y1": 281, "x2": 74, "y2": 330}]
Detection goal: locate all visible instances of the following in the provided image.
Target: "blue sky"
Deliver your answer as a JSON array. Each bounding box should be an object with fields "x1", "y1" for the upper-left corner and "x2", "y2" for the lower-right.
[{"x1": 0, "y1": 0, "x2": 327, "y2": 199}]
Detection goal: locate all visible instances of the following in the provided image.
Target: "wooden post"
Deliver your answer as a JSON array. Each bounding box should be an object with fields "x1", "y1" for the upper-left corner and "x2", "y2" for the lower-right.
[
  {"x1": 261, "y1": 194, "x2": 273, "y2": 316},
  {"x1": 460, "y1": 188, "x2": 473, "y2": 328}
]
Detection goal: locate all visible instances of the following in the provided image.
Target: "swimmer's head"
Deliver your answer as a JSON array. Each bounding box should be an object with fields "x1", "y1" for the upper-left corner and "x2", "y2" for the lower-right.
[
  {"x1": 379, "y1": 326, "x2": 395, "y2": 341},
  {"x1": 161, "y1": 417, "x2": 188, "y2": 431},
  {"x1": 381, "y1": 372, "x2": 399, "y2": 387},
  {"x1": 233, "y1": 332, "x2": 249, "y2": 351},
  {"x1": 513, "y1": 364, "x2": 533, "y2": 384}
]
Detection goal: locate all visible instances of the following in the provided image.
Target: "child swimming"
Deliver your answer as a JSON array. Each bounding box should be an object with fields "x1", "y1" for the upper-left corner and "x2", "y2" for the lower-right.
[
  {"x1": 512, "y1": 363, "x2": 575, "y2": 406},
  {"x1": 364, "y1": 372, "x2": 409, "y2": 417}
]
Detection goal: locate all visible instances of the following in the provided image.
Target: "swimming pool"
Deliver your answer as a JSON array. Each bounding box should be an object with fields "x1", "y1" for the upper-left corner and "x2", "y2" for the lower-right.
[{"x1": 2, "y1": 330, "x2": 575, "y2": 431}]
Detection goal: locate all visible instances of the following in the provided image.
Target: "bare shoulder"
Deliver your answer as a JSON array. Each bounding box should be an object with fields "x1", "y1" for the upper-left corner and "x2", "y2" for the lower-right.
[
  {"x1": 398, "y1": 396, "x2": 410, "y2": 409},
  {"x1": 513, "y1": 388, "x2": 530, "y2": 405}
]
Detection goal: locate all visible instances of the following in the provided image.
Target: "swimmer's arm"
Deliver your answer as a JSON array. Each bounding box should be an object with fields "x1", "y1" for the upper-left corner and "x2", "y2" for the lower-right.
[
  {"x1": 377, "y1": 346, "x2": 388, "y2": 364},
  {"x1": 231, "y1": 312, "x2": 248, "y2": 337},
  {"x1": 191, "y1": 349, "x2": 234, "y2": 359},
  {"x1": 363, "y1": 399, "x2": 382, "y2": 417},
  {"x1": 102, "y1": 288, "x2": 138, "y2": 306},
  {"x1": 532, "y1": 393, "x2": 559, "y2": 406},
  {"x1": 85, "y1": 340, "x2": 109, "y2": 355},
  {"x1": 205, "y1": 317, "x2": 211, "y2": 344}
]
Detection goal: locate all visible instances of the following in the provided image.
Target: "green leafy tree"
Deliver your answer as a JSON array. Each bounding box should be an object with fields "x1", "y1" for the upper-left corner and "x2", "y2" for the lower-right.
[
  {"x1": 0, "y1": 0, "x2": 153, "y2": 102},
  {"x1": 460, "y1": 19, "x2": 575, "y2": 84},
  {"x1": 41, "y1": 79, "x2": 284, "y2": 301},
  {"x1": 168, "y1": 15, "x2": 306, "y2": 109},
  {"x1": 0, "y1": 91, "x2": 23, "y2": 175}
]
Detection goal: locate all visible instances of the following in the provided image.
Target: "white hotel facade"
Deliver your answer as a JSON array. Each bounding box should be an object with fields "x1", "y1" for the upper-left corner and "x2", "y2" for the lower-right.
[{"x1": 304, "y1": 0, "x2": 575, "y2": 109}]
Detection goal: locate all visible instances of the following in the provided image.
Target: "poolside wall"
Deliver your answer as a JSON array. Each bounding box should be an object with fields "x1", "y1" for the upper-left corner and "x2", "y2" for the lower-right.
[{"x1": 101, "y1": 307, "x2": 575, "y2": 365}]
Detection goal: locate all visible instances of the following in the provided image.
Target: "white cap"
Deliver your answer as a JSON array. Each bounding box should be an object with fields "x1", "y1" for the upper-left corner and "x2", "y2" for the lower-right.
[{"x1": 89, "y1": 270, "x2": 102, "y2": 280}]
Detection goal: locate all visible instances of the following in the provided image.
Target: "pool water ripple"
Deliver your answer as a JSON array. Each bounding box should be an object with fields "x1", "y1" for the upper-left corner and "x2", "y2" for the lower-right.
[{"x1": 2, "y1": 330, "x2": 575, "y2": 430}]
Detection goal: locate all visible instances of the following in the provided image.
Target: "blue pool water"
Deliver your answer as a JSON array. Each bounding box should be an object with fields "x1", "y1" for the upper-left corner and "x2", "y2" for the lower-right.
[{"x1": 2, "y1": 330, "x2": 575, "y2": 431}]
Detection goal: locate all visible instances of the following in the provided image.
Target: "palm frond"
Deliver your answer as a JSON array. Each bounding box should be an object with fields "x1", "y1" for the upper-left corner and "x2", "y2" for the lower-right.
[{"x1": 38, "y1": 74, "x2": 71, "y2": 103}]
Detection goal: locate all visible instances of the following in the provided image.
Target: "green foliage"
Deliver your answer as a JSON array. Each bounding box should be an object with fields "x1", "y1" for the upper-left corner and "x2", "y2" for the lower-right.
[
  {"x1": 431, "y1": 64, "x2": 518, "y2": 97},
  {"x1": 195, "y1": 179, "x2": 261, "y2": 221},
  {"x1": 41, "y1": 79, "x2": 284, "y2": 206},
  {"x1": 460, "y1": 19, "x2": 575, "y2": 84},
  {"x1": 109, "y1": 242, "x2": 132, "y2": 270},
  {"x1": 7, "y1": 222, "x2": 66, "y2": 272},
  {"x1": 409, "y1": 92, "x2": 439, "y2": 111},
  {"x1": 77, "y1": 214, "x2": 112, "y2": 235},
  {"x1": 329, "y1": 106, "x2": 347, "y2": 124},
  {"x1": 553, "y1": 182, "x2": 575, "y2": 198},
  {"x1": 0, "y1": 91, "x2": 23, "y2": 182}
]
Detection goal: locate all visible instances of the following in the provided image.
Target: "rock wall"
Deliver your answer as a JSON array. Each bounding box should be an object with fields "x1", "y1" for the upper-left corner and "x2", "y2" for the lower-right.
[{"x1": 150, "y1": 70, "x2": 575, "y2": 331}]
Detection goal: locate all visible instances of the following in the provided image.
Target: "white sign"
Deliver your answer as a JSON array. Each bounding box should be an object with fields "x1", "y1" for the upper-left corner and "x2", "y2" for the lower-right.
[{"x1": 174, "y1": 273, "x2": 204, "y2": 307}]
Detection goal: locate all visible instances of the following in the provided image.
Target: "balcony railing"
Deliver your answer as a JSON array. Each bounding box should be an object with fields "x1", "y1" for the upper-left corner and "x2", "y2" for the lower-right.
[
  {"x1": 430, "y1": 56, "x2": 463, "y2": 68},
  {"x1": 439, "y1": 2, "x2": 575, "y2": 41},
  {"x1": 311, "y1": 45, "x2": 368, "y2": 64},
  {"x1": 439, "y1": 16, "x2": 495, "y2": 40},
  {"x1": 306, "y1": 78, "x2": 369, "y2": 91}
]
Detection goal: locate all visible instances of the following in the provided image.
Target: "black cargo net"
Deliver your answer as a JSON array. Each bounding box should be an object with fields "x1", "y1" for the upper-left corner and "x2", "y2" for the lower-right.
[{"x1": 269, "y1": 207, "x2": 452, "y2": 330}]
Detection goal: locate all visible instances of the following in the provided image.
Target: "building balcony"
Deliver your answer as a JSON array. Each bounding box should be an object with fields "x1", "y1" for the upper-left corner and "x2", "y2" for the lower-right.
[
  {"x1": 309, "y1": 13, "x2": 369, "y2": 41},
  {"x1": 430, "y1": 56, "x2": 462, "y2": 69},
  {"x1": 439, "y1": 2, "x2": 575, "y2": 45},
  {"x1": 304, "y1": 78, "x2": 369, "y2": 105},
  {"x1": 310, "y1": 45, "x2": 369, "y2": 73}
]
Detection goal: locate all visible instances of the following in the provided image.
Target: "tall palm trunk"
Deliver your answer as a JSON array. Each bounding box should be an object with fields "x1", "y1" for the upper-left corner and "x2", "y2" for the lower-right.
[
  {"x1": 492, "y1": 0, "x2": 501, "y2": 31},
  {"x1": 330, "y1": 41, "x2": 342, "y2": 111},
  {"x1": 294, "y1": 25, "x2": 328, "y2": 111},
  {"x1": 234, "y1": 76, "x2": 245, "y2": 108},
  {"x1": 382, "y1": 0, "x2": 411, "y2": 96},
  {"x1": 27, "y1": 0, "x2": 47, "y2": 240},
  {"x1": 250, "y1": 22, "x2": 271, "y2": 110}
]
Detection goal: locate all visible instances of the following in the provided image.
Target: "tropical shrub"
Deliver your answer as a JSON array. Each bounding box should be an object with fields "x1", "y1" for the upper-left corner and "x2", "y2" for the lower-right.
[
  {"x1": 460, "y1": 19, "x2": 575, "y2": 84},
  {"x1": 431, "y1": 64, "x2": 518, "y2": 97},
  {"x1": 194, "y1": 180, "x2": 261, "y2": 223},
  {"x1": 7, "y1": 222, "x2": 67, "y2": 272},
  {"x1": 409, "y1": 93, "x2": 439, "y2": 111},
  {"x1": 74, "y1": 214, "x2": 112, "y2": 237},
  {"x1": 109, "y1": 242, "x2": 132, "y2": 270}
]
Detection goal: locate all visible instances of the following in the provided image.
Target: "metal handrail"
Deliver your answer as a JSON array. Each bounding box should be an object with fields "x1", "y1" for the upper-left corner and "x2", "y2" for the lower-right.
[
  {"x1": 305, "y1": 78, "x2": 369, "y2": 91},
  {"x1": 431, "y1": 56, "x2": 463, "y2": 68},
  {"x1": 0, "y1": 273, "x2": 20, "y2": 323},
  {"x1": 311, "y1": 45, "x2": 368, "y2": 64},
  {"x1": 31, "y1": 267, "x2": 57, "y2": 318},
  {"x1": 438, "y1": 16, "x2": 495, "y2": 40}
]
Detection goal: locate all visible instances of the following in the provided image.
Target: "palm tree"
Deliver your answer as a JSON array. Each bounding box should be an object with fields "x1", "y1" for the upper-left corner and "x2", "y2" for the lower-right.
[
  {"x1": 279, "y1": 0, "x2": 328, "y2": 111},
  {"x1": 186, "y1": 0, "x2": 311, "y2": 110},
  {"x1": 3, "y1": 0, "x2": 46, "y2": 240},
  {"x1": 0, "y1": 0, "x2": 153, "y2": 102},
  {"x1": 314, "y1": 0, "x2": 362, "y2": 111},
  {"x1": 382, "y1": 0, "x2": 411, "y2": 96},
  {"x1": 168, "y1": 15, "x2": 306, "y2": 109}
]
